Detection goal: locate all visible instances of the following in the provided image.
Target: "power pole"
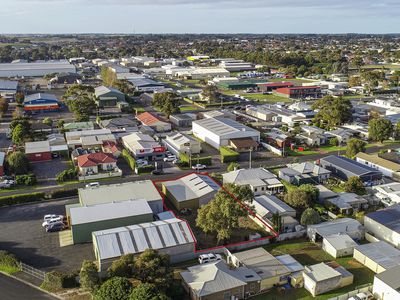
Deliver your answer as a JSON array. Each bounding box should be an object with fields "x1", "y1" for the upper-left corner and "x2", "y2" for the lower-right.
[{"x1": 249, "y1": 148, "x2": 252, "y2": 169}]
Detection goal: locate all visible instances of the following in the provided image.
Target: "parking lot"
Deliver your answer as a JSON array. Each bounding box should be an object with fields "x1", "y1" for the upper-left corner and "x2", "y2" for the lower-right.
[
  {"x1": 30, "y1": 158, "x2": 69, "y2": 183},
  {"x1": 0, "y1": 199, "x2": 94, "y2": 272}
]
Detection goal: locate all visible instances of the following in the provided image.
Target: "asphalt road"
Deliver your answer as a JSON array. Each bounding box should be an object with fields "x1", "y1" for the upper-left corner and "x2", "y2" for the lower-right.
[{"x1": 0, "y1": 273, "x2": 57, "y2": 300}]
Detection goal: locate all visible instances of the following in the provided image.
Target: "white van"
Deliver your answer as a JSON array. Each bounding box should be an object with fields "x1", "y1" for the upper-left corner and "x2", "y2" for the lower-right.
[
  {"x1": 86, "y1": 182, "x2": 100, "y2": 188},
  {"x1": 198, "y1": 253, "x2": 222, "y2": 264}
]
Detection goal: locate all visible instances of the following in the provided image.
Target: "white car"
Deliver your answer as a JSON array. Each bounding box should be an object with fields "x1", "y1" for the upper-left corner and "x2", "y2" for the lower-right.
[
  {"x1": 86, "y1": 182, "x2": 100, "y2": 188},
  {"x1": 42, "y1": 215, "x2": 64, "y2": 228},
  {"x1": 163, "y1": 155, "x2": 177, "y2": 162},
  {"x1": 136, "y1": 159, "x2": 148, "y2": 166},
  {"x1": 192, "y1": 164, "x2": 207, "y2": 170},
  {"x1": 198, "y1": 253, "x2": 222, "y2": 264}
]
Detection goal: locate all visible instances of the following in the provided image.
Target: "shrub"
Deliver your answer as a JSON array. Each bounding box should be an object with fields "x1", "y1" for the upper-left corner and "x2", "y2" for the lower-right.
[
  {"x1": 80, "y1": 260, "x2": 99, "y2": 292},
  {"x1": 300, "y1": 208, "x2": 321, "y2": 225},
  {"x1": 47, "y1": 189, "x2": 78, "y2": 199},
  {"x1": 137, "y1": 165, "x2": 155, "y2": 174},
  {"x1": 95, "y1": 277, "x2": 133, "y2": 300},
  {"x1": 122, "y1": 149, "x2": 136, "y2": 170},
  {"x1": 41, "y1": 271, "x2": 79, "y2": 292},
  {"x1": 179, "y1": 153, "x2": 212, "y2": 166},
  {"x1": 0, "y1": 250, "x2": 20, "y2": 274},
  {"x1": 227, "y1": 162, "x2": 240, "y2": 172},
  {"x1": 107, "y1": 254, "x2": 134, "y2": 278},
  {"x1": 15, "y1": 173, "x2": 37, "y2": 186},
  {"x1": 219, "y1": 146, "x2": 239, "y2": 163},
  {"x1": 56, "y1": 168, "x2": 78, "y2": 183},
  {"x1": 0, "y1": 192, "x2": 45, "y2": 207}
]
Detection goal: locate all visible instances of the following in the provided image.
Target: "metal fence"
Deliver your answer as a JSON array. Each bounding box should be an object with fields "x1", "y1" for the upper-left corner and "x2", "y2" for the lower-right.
[
  {"x1": 327, "y1": 284, "x2": 373, "y2": 300},
  {"x1": 20, "y1": 262, "x2": 46, "y2": 281}
]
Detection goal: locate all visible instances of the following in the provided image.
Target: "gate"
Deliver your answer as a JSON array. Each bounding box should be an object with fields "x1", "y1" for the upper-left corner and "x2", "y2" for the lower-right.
[{"x1": 20, "y1": 262, "x2": 46, "y2": 281}]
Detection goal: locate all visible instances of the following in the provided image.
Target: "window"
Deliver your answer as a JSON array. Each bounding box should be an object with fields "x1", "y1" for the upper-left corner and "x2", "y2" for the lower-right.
[
  {"x1": 254, "y1": 188, "x2": 258, "y2": 192},
  {"x1": 223, "y1": 291, "x2": 231, "y2": 299}
]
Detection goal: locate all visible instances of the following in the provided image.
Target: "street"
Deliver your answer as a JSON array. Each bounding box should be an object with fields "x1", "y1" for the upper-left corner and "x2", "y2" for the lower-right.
[{"x1": 0, "y1": 273, "x2": 57, "y2": 300}]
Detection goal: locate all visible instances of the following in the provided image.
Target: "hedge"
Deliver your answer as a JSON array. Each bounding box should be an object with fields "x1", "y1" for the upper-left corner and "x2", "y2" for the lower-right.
[
  {"x1": 0, "y1": 192, "x2": 46, "y2": 207},
  {"x1": 0, "y1": 250, "x2": 20, "y2": 274},
  {"x1": 15, "y1": 173, "x2": 37, "y2": 186},
  {"x1": 47, "y1": 189, "x2": 78, "y2": 199},
  {"x1": 219, "y1": 146, "x2": 240, "y2": 163},
  {"x1": 179, "y1": 153, "x2": 212, "y2": 166},
  {"x1": 41, "y1": 271, "x2": 79, "y2": 292},
  {"x1": 137, "y1": 165, "x2": 155, "y2": 174},
  {"x1": 122, "y1": 149, "x2": 136, "y2": 170}
]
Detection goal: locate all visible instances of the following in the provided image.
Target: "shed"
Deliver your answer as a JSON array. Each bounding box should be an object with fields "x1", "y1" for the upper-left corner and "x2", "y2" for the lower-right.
[
  {"x1": 307, "y1": 218, "x2": 364, "y2": 242},
  {"x1": 322, "y1": 234, "x2": 358, "y2": 258},
  {"x1": 69, "y1": 199, "x2": 153, "y2": 244},
  {"x1": 25, "y1": 141, "x2": 52, "y2": 162}
]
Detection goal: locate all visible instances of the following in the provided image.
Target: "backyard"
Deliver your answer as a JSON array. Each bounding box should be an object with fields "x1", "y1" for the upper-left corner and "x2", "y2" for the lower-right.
[{"x1": 251, "y1": 239, "x2": 374, "y2": 300}]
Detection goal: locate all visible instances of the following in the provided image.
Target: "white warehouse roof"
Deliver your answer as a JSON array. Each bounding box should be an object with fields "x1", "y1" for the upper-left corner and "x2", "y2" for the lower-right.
[
  {"x1": 193, "y1": 117, "x2": 260, "y2": 138},
  {"x1": 0, "y1": 60, "x2": 76, "y2": 77},
  {"x1": 93, "y1": 218, "x2": 195, "y2": 260}
]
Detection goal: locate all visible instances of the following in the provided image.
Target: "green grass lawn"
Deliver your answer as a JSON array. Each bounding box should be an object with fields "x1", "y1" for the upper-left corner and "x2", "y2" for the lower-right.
[
  {"x1": 250, "y1": 239, "x2": 374, "y2": 300},
  {"x1": 0, "y1": 265, "x2": 21, "y2": 274},
  {"x1": 180, "y1": 105, "x2": 200, "y2": 112},
  {"x1": 285, "y1": 149, "x2": 320, "y2": 156}
]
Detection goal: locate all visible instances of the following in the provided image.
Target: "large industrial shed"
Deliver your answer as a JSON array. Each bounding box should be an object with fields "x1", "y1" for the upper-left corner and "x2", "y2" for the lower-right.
[
  {"x1": 161, "y1": 173, "x2": 221, "y2": 210},
  {"x1": 78, "y1": 181, "x2": 164, "y2": 214},
  {"x1": 24, "y1": 93, "x2": 60, "y2": 112},
  {"x1": 68, "y1": 199, "x2": 154, "y2": 244},
  {"x1": 192, "y1": 117, "x2": 260, "y2": 149},
  {"x1": 353, "y1": 241, "x2": 400, "y2": 273},
  {"x1": 92, "y1": 218, "x2": 196, "y2": 271},
  {"x1": 0, "y1": 60, "x2": 76, "y2": 77},
  {"x1": 319, "y1": 155, "x2": 382, "y2": 183},
  {"x1": 364, "y1": 204, "x2": 400, "y2": 248}
]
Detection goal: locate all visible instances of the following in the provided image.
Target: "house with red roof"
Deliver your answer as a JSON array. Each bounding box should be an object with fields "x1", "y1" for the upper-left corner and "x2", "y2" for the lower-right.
[
  {"x1": 136, "y1": 112, "x2": 171, "y2": 132},
  {"x1": 102, "y1": 141, "x2": 121, "y2": 158},
  {"x1": 77, "y1": 152, "x2": 120, "y2": 180}
]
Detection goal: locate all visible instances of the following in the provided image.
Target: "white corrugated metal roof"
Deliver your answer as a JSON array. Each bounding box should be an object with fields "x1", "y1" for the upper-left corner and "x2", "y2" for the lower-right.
[
  {"x1": 93, "y1": 218, "x2": 195, "y2": 260},
  {"x1": 70, "y1": 199, "x2": 152, "y2": 225},
  {"x1": 25, "y1": 140, "x2": 51, "y2": 154},
  {"x1": 193, "y1": 117, "x2": 259, "y2": 138}
]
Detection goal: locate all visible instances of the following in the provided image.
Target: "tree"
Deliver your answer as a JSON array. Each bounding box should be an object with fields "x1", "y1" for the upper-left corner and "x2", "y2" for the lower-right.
[
  {"x1": 11, "y1": 124, "x2": 27, "y2": 145},
  {"x1": 368, "y1": 117, "x2": 393, "y2": 143},
  {"x1": 79, "y1": 260, "x2": 99, "y2": 292},
  {"x1": 312, "y1": 96, "x2": 352, "y2": 129},
  {"x1": 227, "y1": 162, "x2": 240, "y2": 172},
  {"x1": 63, "y1": 84, "x2": 94, "y2": 100},
  {"x1": 300, "y1": 208, "x2": 321, "y2": 225},
  {"x1": 196, "y1": 184, "x2": 254, "y2": 244},
  {"x1": 343, "y1": 176, "x2": 366, "y2": 195},
  {"x1": 67, "y1": 95, "x2": 96, "y2": 121},
  {"x1": 0, "y1": 97, "x2": 9, "y2": 115},
  {"x1": 271, "y1": 212, "x2": 282, "y2": 233},
  {"x1": 329, "y1": 137, "x2": 339, "y2": 147},
  {"x1": 6, "y1": 152, "x2": 29, "y2": 175},
  {"x1": 152, "y1": 92, "x2": 180, "y2": 118},
  {"x1": 284, "y1": 189, "x2": 311, "y2": 209},
  {"x1": 201, "y1": 85, "x2": 220, "y2": 103},
  {"x1": 346, "y1": 138, "x2": 366, "y2": 158},
  {"x1": 15, "y1": 92, "x2": 25, "y2": 105},
  {"x1": 100, "y1": 67, "x2": 117, "y2": 87},
  {"x1": 133, "y1": 249, "x2": 173, "y2": 290},
  {"x1": 43, "y1": 117, "x2": 53, "y2": 127},
  {"x1": 57, "y1": 119, "x2": 65, "y2": 129},
  {"x1": 95, "y1": 277, "x2": 132, "y2": 300},
  {"x1": 129, "y1": 284, "x2": 170, "y2": 300},
  {"x1": 298, "y1": 184, "x2": 319, "y2": 203},
  {"x1": 107, "y1": 254, "x2": 134, "y2": 278},
  {"x1": 348, "y1": 76, "x2": 361, "y2": 87}
]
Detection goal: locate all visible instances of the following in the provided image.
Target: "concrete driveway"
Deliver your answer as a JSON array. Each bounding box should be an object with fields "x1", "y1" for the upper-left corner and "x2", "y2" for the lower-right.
[{"x1": 0, "y1": 199, "x2": 94, "y2": 272}]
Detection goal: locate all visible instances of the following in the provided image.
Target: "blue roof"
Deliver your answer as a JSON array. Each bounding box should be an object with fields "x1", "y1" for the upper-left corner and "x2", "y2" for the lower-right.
[
  {"x1": 0, "y1": 80, "x2": 18, "y2": 91},
  {"x1": 367, "y1": 204, "x2": 400, "y2": 233}
]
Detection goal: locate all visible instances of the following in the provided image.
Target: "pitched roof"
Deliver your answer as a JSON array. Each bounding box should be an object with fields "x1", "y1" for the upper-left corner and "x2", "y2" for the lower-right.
[
  {"x1": 356, "y1": 152, "x2": 400, "y2": 172},
  {"x1": 320, "y1": 155, "x2": 381, "y2": 177},
  {"x1": 137, "y1": 112, "x2": 166, "y2": 126},
  {"x1": 288, "y1": 162, "x2": 331, "y2": 176},
  {"x1": 24, "y1": 93, "x2": 58, "y2": 103},
  {"x1": 77, "y1": 152, "x2": 117, "y2": 167},
  {"x1": 230, "y1": 137, "x2": 259, "y2": 148},
  {"x1": 366, "y1": 204, "x2": 400, "y2": 234}
]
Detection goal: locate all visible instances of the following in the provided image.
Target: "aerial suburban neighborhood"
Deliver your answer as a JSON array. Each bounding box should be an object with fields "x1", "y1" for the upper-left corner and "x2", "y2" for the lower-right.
[{"x1": 0, "y1": 2, "x2": 399, "y2": 300}]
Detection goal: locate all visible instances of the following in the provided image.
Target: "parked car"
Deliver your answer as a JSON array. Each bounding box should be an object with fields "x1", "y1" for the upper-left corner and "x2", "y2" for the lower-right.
[
  {"x1": 46, "y1": 222, "x2": 65, "y2": 233},
  {"x1": 172, "y1": 159, "x2": 180, "y2": 164},
  {"x1": 0, "y1": 180, "x2": 15, "y2": 189},
  {"x1": 192, "y1": 164, "x2": 207, "y2": 170},
  {"x1": 43, "y1": 214, "x2": 63, "y2": 222},
  {"x1": 179, "y1": 208, "x2": 192, "y2": 215},
  {"x1": 198, "y1": 253, "x2": 222, "y2": 264},
  {"x1": 151, "y1": 169, "x2": 163, "y2": 175},
  {"x1": 85, "y1": 182, "x2": 100, "y2": 188},
  {"x1": 136, "y1": 159, "x2": 148, "y2": 166},
  {"x1": 348, "y1": 292, "x2": 373, "y2": 300},
  {"x1": 52, "y1": 153, "x2": 60, "y2": 158},
  {"x1": 42, "y1": 216, "x2": 64, "y2": 228},
  {"x1": 163, "y1": 155, "x2": 176, "y2": 162}
]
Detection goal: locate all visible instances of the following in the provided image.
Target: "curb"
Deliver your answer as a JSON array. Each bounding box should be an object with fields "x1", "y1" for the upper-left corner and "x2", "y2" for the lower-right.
[{"x1": 0, "y1": 271, "x2": 64, "y2": 300}]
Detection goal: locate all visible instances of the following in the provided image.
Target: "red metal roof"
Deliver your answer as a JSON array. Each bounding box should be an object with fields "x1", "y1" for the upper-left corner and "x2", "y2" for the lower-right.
[
  {"x1": 276, "y1": 86, "x2": 321, "y2": 94},
  {"x1": 77, "y1": 152, "x2": 117, "y2": 167},
  {"x1": 257, "y1": 82, "x2": 294, "y2": 88},
  {"x1": 137, "y1": 112, "x2": 164, "y2": 126}
]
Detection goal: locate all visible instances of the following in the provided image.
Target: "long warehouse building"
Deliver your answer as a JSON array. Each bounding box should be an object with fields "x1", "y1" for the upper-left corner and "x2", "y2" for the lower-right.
[{"x1": 0, "y1": 60, "x2": 76, "y2": 77}]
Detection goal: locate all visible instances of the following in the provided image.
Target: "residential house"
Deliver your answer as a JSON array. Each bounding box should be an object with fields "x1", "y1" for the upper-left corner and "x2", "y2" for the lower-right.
[
  {"x1": 99, "y1": 117, "x2": 138, "y2": 134},
  {"x1": 76, "y1": 152, "x2": 120, "y2": 180},
  {"x1": 326, "y1": 193, "x2": 369, "y2": 215},
  {"x1": 169, "y1": 113, "x2": 197, "y2": 127},
  {"x1": 278, "y1": 162, "x2": 331, "y2": 185},
  {"x1": 325, "y1": 129, "x2": 354, "y2": 144},
  {"x1": 227, "y1": 248, "x2": 291, "y2": 291},
  {"x1": 265, "y1": 129, "x2": 291, "y2": 148},
  {"x1": 163, "y1": 132, "x2": 201, "y2": 155},
  {"x1": 303, "y1": 262, "x2": 353, "y2": 296},
  {"x1": 136, "y1": 112, "x2": 171, "y2": 132},
  {"x1": 307, "y1": 218, "x2": 364, "y2": 242},
  {"x1": 25, "y1": 141, "x2": 52, "y2": 162},
  {"x1": 122, "y1": 132, "x2": 165, "y2": 161},
  {"x1": 319, "y1": 155, "x2": 383, "y2": 183},
  {"x1": 102, "y1": 141, "x2": 121, "y2": 158},
  {"x1": 223, "y1": 167, "x2": 284, "y2": 195},
  {"x1": 128, "y1": 77, "x2": 166, "y2": 92},
  {"x1": 65, "y1": 129, "x2": 116, "y2": 149},
  {"x1": 63, "y1": 122, "x2": 94, "y2": 132},
  {"x1": 364, "y1": 204, "x2": 400, "y2": 249},
  {"x1": 0, "y1": 80, "x2": 18, "y2": 101},
  {"x1": 161, "y1": 173, "x2": 220, "y2": 210},
  {"x1": 30, "y1": 122, "x2": 52, "y2": 134},
  {"x1": 356, "y1": 152, "x2": 400, "y2": 178}
]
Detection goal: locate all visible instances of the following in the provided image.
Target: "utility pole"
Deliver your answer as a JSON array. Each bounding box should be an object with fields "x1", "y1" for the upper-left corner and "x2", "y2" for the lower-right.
[{"x1": 249, "y1": 148, "x2": 252, "y2": 169}]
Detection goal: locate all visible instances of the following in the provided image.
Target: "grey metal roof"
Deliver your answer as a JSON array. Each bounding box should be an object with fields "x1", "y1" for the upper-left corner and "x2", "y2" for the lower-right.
[
  {"x1": 0, "y1": 60, "x2": 76, "y2": 77},
  {"x1": 95, "y1": 85, "x2": 123, "y2": 97},
  {"x1": 308, "y1": 218, "x2": 364, "y2": 238},
  {"x1": 70, "y1": 199, "x2": 152, "y2": 225},
  {"x1": 0, "y1": 80, "x2": 18, "y2": 91},
  {"x1": 320, "y1": 155, "x2": 381, "y2": 177},
  {"x1": 253, "y1": 195, "x2": 295, "y2": 218},
  {"x1": 128, "y1": 78, "x2": 165, "y2": 87},
  {"x1": 24, "y1": 93, "x2": 58, "y2": 103},
  {"x1": 375, "y1": 265, "x2": 400, "y2": 290},
  {"x1": 193, "y1": 117, "x2": 259, "y2": 138},
  {"x1": 223, "y1": 167, "x2": 277, "y2": 185},
  {"x1": 276, "y1": 254, "x2": 304, "y2": 273},
  {"x1": 366, "y1": 204, "x2": 400, "y2": 233},
  {"x1": 323, "y1": 234, "x2": 358, "y2": 250},
  {"x1": 163, "y1": 173, "x2": 220, "y2": 202},
  {"x1": 79, "y1": 181, "x2": 162, "y2": 206},
  {"x1": 93, "y1": 218, "x2": 195, "y2": 260},
  {"x1": 354, "y1": 241, "x2": 400, "y2": 270},
  {"x1": 303, "y1": 263, "x2": 341, "y2": 282},
  {"x1": 287, "y1": 162, "x2": 331, "y2": 176}
]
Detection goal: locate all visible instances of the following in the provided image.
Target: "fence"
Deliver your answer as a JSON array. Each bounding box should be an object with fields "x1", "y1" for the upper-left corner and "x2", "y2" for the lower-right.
[
  {"x1": 261, "y1": 142, "x2": 284, "y2": 156},
  {"x1": 327, "y1": 284, "x2": 372, "y2": 300},
  {"x1": 20, "y1": 262, "x2": 46, "y2": 281}
]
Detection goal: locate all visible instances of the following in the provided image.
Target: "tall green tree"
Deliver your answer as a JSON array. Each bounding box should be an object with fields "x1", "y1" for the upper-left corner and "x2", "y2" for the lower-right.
[
  {"x1": 346, "y1": 138, "x2": 366, "y2": 158},
  {"x1": 343, "y1": 176, "x2": 366, "y2": 195},
  {"x1": 7, "y1": 151, "x2": 29, "y2": 175},
  {"x1": 201, "y1": 85, "x2": 220, "y2": 103},
  {"x1": 79, "y1": 260, "x2": 99, "y2": 292},
  {"x1": 12, "y1": 124, "x2": 28, "y2": 145},
  {"x1": 284, "y1": 189, "x2": 313, "y2": 209},
  {"x1": 312, "y1": 96, "x2": 352, "y2": 129},
  {"x1": 196, "y1": 184, "x2": 254, "y2": 244},
  {"x1": 133, "y1": 249, "x2": 173, "y2": 290},
  {"x1": 129, "y1": 284, "x2": 170, "y2": 300},
  {"x1": 95, "y1": 277, "x2": 132, "y2": 300},
  {"x1": 368, "y1": 117, "x2": 393, "y2": 143},
  {"x1": 67, "y1": 95, "x2": 96, "y2": 121},
  {"x1": 300, "y1": 208, "x2": 321, "y2": 225},
  {"x1": 63, "y1": 84, "x2": 94, "y2": 100},
  {"x1": 152, "y1": 92, "x2": 180, "y2": 118}
]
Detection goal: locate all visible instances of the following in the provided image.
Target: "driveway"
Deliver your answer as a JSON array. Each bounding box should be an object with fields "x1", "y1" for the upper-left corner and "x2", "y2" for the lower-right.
[
  {"x1": 30, "y1": 158, "x2": 69, "y2": 182},
  {"x1": 0, "y1": 199, "x2": 94, "y2": 272}
]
